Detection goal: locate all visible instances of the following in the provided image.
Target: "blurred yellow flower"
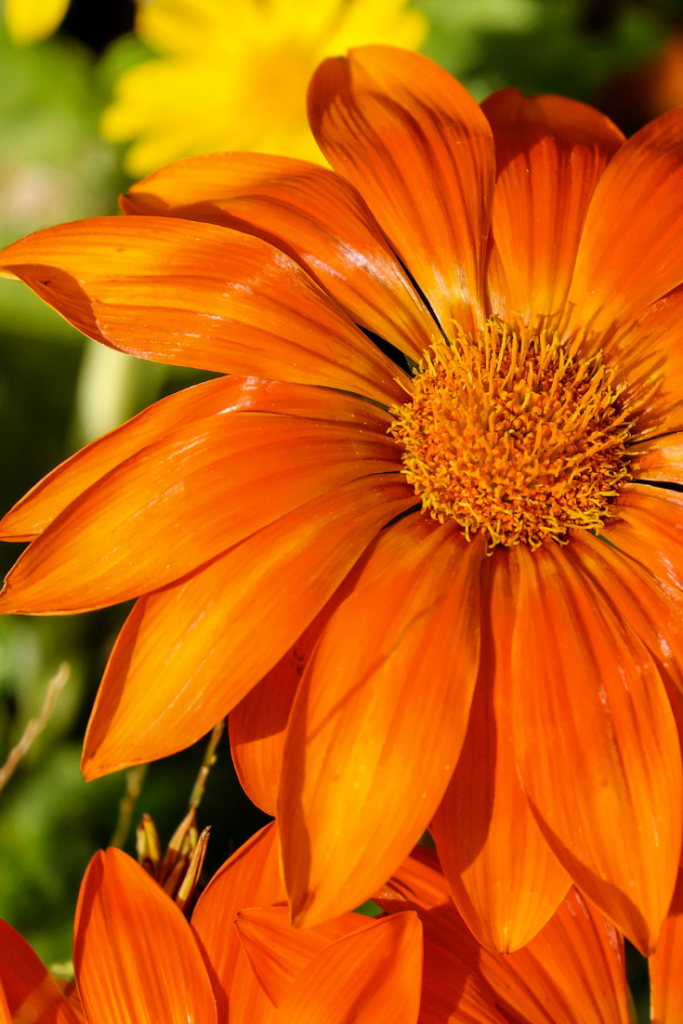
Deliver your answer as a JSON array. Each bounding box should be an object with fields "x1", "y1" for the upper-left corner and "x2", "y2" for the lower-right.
[
  {"x1": 5, "y1": 0, "x2": 70, "y2": 43},
  {"x1": 101, "y1": 0, "x2": 427, "y2": 175}
]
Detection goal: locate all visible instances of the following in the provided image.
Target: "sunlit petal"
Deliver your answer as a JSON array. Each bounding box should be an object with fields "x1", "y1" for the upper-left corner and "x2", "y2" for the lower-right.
[
  {"x1": 483, "y1": 89, "x2": 623, "y2": 329},
  {"x1": 123, "y1": 153, "x2": 435, "y2": 359},
  {"x1": 308, "y1": 46, "x2": 494, "y2": 335},
  {"x1": 191, "y1": 823, "x2": 284, "y2": 1023},
  {"x1": 512, "y1": 542, "x2": 682, "y2": 953},
  {"x1": 0, "y1": 217, "x2": 406, "y2": 405},
  {"x1": 82, "y1": 474, "x2": 412, "y2": 778},
  {"x1": 280, "y1": 516, "x2": 482, "y2": 927},
  {"x1": 432, "y1": 550, "x2": 570, "y2": 953}
]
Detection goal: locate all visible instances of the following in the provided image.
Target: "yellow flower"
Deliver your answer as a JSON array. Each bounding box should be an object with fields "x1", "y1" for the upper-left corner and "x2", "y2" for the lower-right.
[
  {"x1": 5, "y1": 0, "x2": 70, "y2": 43},
  {"x1": 101, "y1": 0, "x2": 427, "y2": 175}
]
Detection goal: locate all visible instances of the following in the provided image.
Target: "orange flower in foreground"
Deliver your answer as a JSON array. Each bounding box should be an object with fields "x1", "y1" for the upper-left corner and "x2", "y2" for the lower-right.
[
  {"x1": 1, "y1": 46, "x2": 683, "y2": 954},
  {"x1": 0, "y1": 823, "x2": 423, "y2": 1024}
]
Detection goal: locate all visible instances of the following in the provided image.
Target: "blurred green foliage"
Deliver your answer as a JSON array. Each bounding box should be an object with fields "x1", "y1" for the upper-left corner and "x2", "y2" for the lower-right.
[
  {"x1": 422, "y1": 0, "x2": 666, "y2": 102},
  {"x1": 0, "y1": 0, "x2": 679, "y2": 1010}
]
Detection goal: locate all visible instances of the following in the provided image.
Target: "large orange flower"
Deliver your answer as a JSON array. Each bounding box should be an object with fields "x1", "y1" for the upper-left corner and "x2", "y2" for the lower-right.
[
  {"x1": 0, "y1": 823, "x2": 423, "y2": 1024},
  {"x1": 1, "y1": 46, "x2": 683, "y2": 955}
]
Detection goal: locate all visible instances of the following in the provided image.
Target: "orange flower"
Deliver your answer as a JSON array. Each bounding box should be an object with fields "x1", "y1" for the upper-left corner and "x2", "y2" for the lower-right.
[
  {"x1": 0, "y1": 822, "x2": 423, "y2": 1024},
  {"x1": 1, "y1": 46, "x2": 683, "y2": 954}
]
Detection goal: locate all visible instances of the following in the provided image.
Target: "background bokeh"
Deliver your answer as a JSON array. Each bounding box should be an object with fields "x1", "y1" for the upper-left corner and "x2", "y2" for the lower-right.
[{"x1": 0, "y1": 0, "x2": 680, "y2": 1011}]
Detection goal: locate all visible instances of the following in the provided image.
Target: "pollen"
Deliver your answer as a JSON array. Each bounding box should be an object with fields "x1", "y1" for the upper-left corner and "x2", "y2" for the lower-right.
[{"x1": 389, "y1": 322, "x2": 633, "y2": 549}]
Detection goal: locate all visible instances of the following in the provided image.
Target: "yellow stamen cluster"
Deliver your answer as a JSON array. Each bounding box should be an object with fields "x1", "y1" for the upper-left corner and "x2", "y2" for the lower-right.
[{"x1": 390, "y1": 322, "x2": 633, "y2": 549}]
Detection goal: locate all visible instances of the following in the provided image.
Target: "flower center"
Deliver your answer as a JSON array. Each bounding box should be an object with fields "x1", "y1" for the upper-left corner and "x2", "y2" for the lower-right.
[{"x1": 389, "y1": 322, "x2": 633, "y2": 549}]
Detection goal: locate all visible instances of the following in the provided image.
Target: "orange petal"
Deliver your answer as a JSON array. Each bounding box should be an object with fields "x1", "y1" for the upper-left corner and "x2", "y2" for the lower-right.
[
  {"x1": 650, "y1": 868, "x2": 683, "y2": 1024},
  {"x1": 602, "y1": 483, "x2": 683, "y2": 593},
  {"x1": 0, "y1": 376, "x2": 391, "y2": 546},
  {"x1": 479, "y1": 887, "x2": 631, "y2": 1024},
  {"x1": 482, "y1": 89, "x2": 623, "y2": 329},
  {"x1": 0, "y1": 919, "x2": 80, "y2": 1024},
  {"x1": 568, "y1": 528, "x2": 683, "y2": 695},
  {"x1": 418, "y1": 909, "x2": 509, "y2": 1024},
  {"x1": 630, "y1": 432, "x2": 683, "y2": 483},
  {"x1": 236, "y1": 906, "x2": 375, "y2": 1007},
  {"x1": 191, "y1": 822, "x2": 285, "y2": 1024},
  {"x1": 275, "y1": 912, "x2": 423, "y2": 1024},
  {"x1": 0, "y1": 392, "x2": 399, "y2": 614},
  {"x1": 377, "y1": 846, "x2": 452, "y2": 911},
  {"x1": 63, "y1": 987, "x2": 85, "y2": 1023},
  {"x1": 596, "y1": 285, "x2": 683, "y2": 440},
  {"x1": 567, "y1": 107, "x2": 683, "y2": 337},
  {"x1": 308, "y1": 46, "x2": 494, "y2": 336},
  {"x1": 511, "y1": 542, "x2": 683, "y2": 954},
  {"x1": 420, "y1": 968, "x2": 506, "y2": 1024},
  {"x1": 82, "y1": 474, "x2": 413, "y2": 779},
  {"x1": 228, "y1": 556, "x2": 383, "y2": 817},
  {"x1": 0, "y1": 216, "x2": 406, "y2": 405},
  {"x1": 229, "y1": 596, "x2": 346, "y2": 816},
  {"x1": 279, "y1": 515, "x2": 483, "y2": 927},
  {"x1": 376, "y1": 872, "x2": 511, "y2": 1024},
  {"x1": 0, "y1": 376, "x2": 259, "y2": 542},
  {"x1": 229, "y1": 647, "x2": 303, "y2": 818},
  {"x1": 432, "y1": 549, "x2": 570, "y2": 952},
  {"x1": 73, "y1": 848, "x2": 216, "y2": 1024},
  {"x1": 662, "y1": 684, "x2": 683, "y2": 860},
  {"x1": 123, "y1": 153, "x2": 435, "y2": 360}
]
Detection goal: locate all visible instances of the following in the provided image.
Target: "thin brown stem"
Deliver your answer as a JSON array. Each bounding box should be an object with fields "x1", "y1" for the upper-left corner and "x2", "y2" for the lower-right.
[
  {"x1": 189, "y1": 720, "x2": 225, "y2": 810},
  {"x1": 0, "y1": 663, "x2": 70, "y2": 799},
  {"x1": 111, "y1": 764, "x2": 148, "y2": 849}
]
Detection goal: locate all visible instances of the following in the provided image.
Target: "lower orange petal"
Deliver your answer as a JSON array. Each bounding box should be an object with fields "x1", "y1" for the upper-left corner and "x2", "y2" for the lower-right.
[
  {"x1": 275, "y1": 913, "x2": 423, "y2": 1024},
  {"x1": 432, "y1": 550, "x2": 570, "y2": 953},
  {"x1": 81, "y1": 474, "x2": 412, "y2": 779},
  {"x1": 0, "y1": 919, "x2": 80, "y2": 1024},
  {"x1": 236, "y1": 906, "x2": 375, "y2": 1008},
  {"x1": 377, "y1": 862, "x2": 511, "y2": 1024},
  {"x1": 480, "y1": 887, "x2": 631, "y2": 1024},
  {"x1": 511, "y1": 542, "x2": 683, "y2": 954},
  {"x1": 279, "y1": 515, "x2": 483, "y2": 927},
  {"x1": 74, "y1": 849, "x2": 216, "y2": 1024},
  {"x1": 418, "y1": 909, "x2": 508, "y2": 1024},
  {"x1": 191, "y1": 822, "x2": 285, "y2": 1023}
]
